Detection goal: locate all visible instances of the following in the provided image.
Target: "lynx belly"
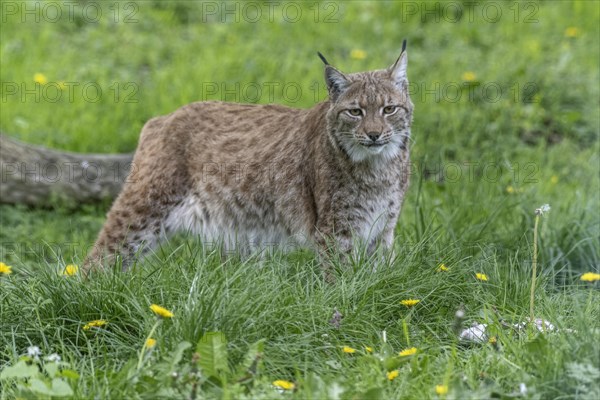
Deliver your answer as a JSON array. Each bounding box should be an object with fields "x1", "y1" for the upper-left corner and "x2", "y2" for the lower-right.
[{"x1": 164, "y1": 194, "x2": 309, "y2": 255}]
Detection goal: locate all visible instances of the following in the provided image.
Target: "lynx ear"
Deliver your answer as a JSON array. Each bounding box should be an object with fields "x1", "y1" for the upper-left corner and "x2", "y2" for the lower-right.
[
  {"x1": 388, "y1": 39, "x2": 408, "y2": 87},
  {"x1": 324, "y1": 66, "x2": 350, "y2": 100},
  {"x1": 317, "y1": 52, "x2": 349, "y2": 100}
]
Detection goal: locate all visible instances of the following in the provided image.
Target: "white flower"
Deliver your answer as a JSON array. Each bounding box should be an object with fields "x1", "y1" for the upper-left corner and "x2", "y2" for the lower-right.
[
  {"x1": 46, "y1": 353, "x2": 61, "y2": 362},
  {"x1": 459, "y1": 323, "x2": 488, "y2": 343},
  {"x1": 513, "y1": 319, "x2": 556, "y2": 332},
  {"x1": 533, "y1": 318, "x2": 555, "y2": 332},
  {"x1": 27, "y1": 346, "x2": 41, "y2": 358},
  {"x1": 535, "y1": 204, "x2": 551, "y2": 216},
  {"x1": 519, "y1": 383, "x2": 528, "y2": 395}
]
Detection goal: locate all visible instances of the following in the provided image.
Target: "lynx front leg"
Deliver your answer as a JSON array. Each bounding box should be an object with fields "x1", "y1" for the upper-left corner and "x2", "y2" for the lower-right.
[{"x1": 314, "y1": 224, "x2": 354, "y2": 283}]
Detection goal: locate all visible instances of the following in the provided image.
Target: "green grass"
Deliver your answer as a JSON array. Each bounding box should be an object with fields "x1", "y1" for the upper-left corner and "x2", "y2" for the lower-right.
[{"x1": 1, "y1": 1, "x2": 599, "y2": 398}]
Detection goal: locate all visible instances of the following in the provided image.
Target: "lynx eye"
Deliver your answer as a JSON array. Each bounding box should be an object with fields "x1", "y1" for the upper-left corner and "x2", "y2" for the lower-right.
[
  {"x1": 383, "y1": 106, "x2": 398, "y2": 115},
  {"x1": 346, "y1": 109, "x2": 363, "y2": 117}
]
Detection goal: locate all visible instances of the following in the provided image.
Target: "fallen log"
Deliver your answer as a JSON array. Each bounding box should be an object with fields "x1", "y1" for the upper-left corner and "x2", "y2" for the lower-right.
[{"x1": 0, "y1": 134, "x2": 132, "y2": 207}]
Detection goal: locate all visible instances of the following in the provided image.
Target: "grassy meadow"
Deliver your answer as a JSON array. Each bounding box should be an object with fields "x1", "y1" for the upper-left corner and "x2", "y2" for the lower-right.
[{"x1": 1, "y1": 1, "x2": 599, "y2": 398}]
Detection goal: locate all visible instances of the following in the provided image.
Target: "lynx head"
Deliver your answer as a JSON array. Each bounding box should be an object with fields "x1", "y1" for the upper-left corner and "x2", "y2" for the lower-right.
[{"x1": 320, "y1": 42, "x2": 413, "y2": 163}]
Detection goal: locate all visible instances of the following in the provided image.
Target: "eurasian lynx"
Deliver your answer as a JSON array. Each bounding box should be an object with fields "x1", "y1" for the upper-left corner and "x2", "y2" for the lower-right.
[{"x1": 84, "y1": 41, "x2": 413, "y2": 276}]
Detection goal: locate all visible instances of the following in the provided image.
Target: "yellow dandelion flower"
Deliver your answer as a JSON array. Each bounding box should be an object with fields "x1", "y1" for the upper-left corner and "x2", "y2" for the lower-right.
[
  {"x1": 435, "y1": 384, "x2": 449, "y2": 395},
  {"x1": 145, "y1": 338, "x2": 157, "y2": 348},
  {"x1": 564, "y1": 27, "x2": 579, "y2": 38},
  {"x1": 350, "y1": 49, "x2": 367, "y2": 60},
  {"x1": 398, "y1": 347, "x2": 417, "y2": 357},
  {"x1": 488, "y1": 336, "x2": 497, "y2": 345},
  {"x1": 342, "y1": 346, "x2": 356, "y2": 354},
  {"x1": 83, "y1": 319, "x2": 107, "y2": 330},
  {"x1": 272, "y1": 380, "x2": 295, "y2": 390},
  {"x1": 387, "y1": 370, "x2": 399, "y2": 381},
  {"x1": 461, "y1": 71, "x2": 476, "y2": 82},
  {"x1": 62, "y1": 264, "x2": 79, "y2": 276},
  {"x1": 550, "y1": 175, "x2": 559, "y2": 184},
  {"x1": 506, "y1": 185, "x2": 516, "y2": 194},
  {"x1": 0, "y1": 262, "x2": 13, "y2": 275},
  {"x1": 150, "y1": 304, "x2": 174, "y2": 318},
  {"x1": 34, "y1": 73, "x2": 48, "y2": 85},
  {"x1": 365, "y1": 346, "x2": 373, "y2": 353},
  {"x1": 437, "y1": 264, "x2": 449, "y2": 272},
  {"x1": 475, "y1": 273, "x2": 488, "y2": 281},
  {"x1": 400, "y1": 299, "x2": 420, "y2": 307},
  {"x1": 580, "y1": 272, "x2": 600, "y2": 282}
]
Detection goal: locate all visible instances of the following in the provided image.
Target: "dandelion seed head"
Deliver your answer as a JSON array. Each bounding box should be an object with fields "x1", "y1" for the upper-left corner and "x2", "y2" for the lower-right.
[
  {"x1": 519, "y1": 383, "x2": 528, "y2": 395},
  {"x1": 535, "y1": 204, "x2": 551, "y2": 216}
]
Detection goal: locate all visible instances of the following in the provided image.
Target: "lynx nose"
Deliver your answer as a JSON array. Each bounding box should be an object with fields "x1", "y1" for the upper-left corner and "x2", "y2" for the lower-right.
[{"x1": 367, "y1": 132, "x2": 381, "y2": 142}]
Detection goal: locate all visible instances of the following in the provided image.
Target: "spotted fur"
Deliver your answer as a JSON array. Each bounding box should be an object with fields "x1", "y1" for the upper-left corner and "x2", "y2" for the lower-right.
[{"x1": 84, "y1": 47, "x2": 413, "y2": 275}]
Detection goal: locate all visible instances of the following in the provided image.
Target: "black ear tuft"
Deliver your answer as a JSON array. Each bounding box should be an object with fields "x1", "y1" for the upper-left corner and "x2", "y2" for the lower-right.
[
  {"x1": 317, "y1": 51, "x2": 330, "y2": 66},
  {"x1": 401, "y1": 39, "x2": 407, "y2": 54}
]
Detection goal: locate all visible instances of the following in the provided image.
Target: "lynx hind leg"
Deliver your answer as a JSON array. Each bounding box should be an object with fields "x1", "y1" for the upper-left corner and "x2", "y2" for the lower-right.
[
  {"x1": 83, "y1": 115, "x2": 187, "y2": 274},
  {"x1": 83, "y1": 198, "x2": 168, "y2": 273}
]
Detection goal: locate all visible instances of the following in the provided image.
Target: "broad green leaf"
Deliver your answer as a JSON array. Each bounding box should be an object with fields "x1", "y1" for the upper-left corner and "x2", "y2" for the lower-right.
[
  {"x1": 384, "y1": 356, "x2": 409, "y2": 371},
  {"x1": 115, "y1": 359, "x2": 137, "y2": 382},
  {"x1": 44, "y1": 362, "x2": 58, "y2": 378},
  {"x1": 325, "y1": 360, "x2": 341, "y2": 370},
  {"x1": 59, "y1": 369, "x2": 80, "y2": 380},
  {"x1": 362, "y1": 387, "x2": 384, "y2": 399},
  {"x1": 29, "y1": 378, "x2": 53, "y2": 396},
  {"x1": 169, "y1": 341, "x2": 192, "y2": 372},
  {"x1": 50, "y1": 378, "x2": 74, "y2": 397},
  {"x1": 236, "y1": 339, "x2": 265, "y2": 378},
  {"x1": 29, "y1": 377, "x2": 74, "y2": 397},
  {"x1": 196, "y1": 331, "x2": 229, "y2": 379},
  {"x1": 0, "y1": 360, "x2": 39, "y2": 380}
]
